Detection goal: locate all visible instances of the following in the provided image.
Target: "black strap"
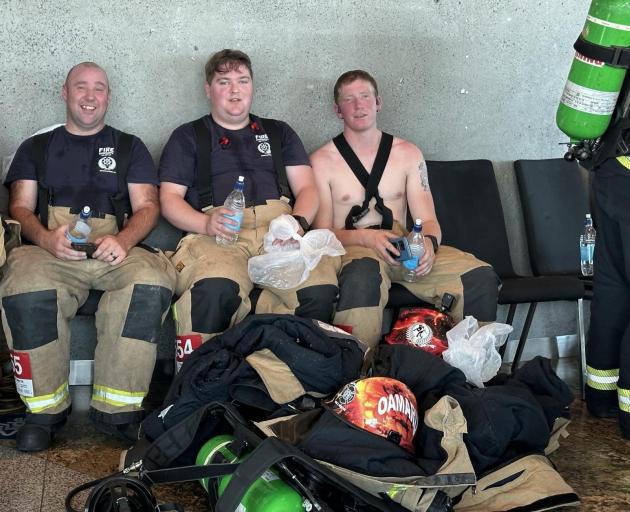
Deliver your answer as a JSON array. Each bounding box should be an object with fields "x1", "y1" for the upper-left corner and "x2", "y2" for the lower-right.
[
  {"x1": 193, "y1": 117, "x2": 214, "y2": 208},
  {"x1": 574, "y1": 36, "x2": 630, "y2": 69},
  {"x1": 259, "y1": 117, "x2": 291, "y2": 201},
  {"x1": 110, "y1": 131, "x2": 134, "y2": 231},
  {"x1": 31, "y1": 129, "x2": 133, "y2": 231},
  {"x1": 32, "y1": 131, "x2": 54, "y2": 228},
  {"x1": 333, "y1": 132, "x2": 394, "y2": 230},
  {"x1": 141, "y1": 462, "x2": 239, "y2": 485},
  {"x1": 193, "y1": 116, "x2": 291, "y2": 209}
]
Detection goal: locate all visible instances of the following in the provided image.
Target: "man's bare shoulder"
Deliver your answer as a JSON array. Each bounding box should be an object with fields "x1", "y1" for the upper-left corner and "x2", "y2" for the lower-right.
[
  {"x1": 391, "y1": 136, "x2": 423, "y2": 161},
  {"x1": 310, "y1": 140, "x2": 342, "y2": 173}
]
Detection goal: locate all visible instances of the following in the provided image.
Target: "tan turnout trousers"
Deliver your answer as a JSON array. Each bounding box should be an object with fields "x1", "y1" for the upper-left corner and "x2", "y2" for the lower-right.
[
  {"x1": 171, "y1": 200, "x2": 340, "y2": 367},
  {"x1": 334, "y1": 225, "x2": 499, "y2": 349},
  {"x1": 0, "y1": 208, "x2": 176, "y2": 423}
]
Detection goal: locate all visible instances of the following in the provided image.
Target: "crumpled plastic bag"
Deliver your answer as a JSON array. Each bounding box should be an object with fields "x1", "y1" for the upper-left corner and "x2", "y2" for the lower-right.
[
  {"x1": 248, "y1": 214, "x2": 345, "y2": 289},
  {"x1": 442, "y1": 316, "x2": 513, "y2": 387}
]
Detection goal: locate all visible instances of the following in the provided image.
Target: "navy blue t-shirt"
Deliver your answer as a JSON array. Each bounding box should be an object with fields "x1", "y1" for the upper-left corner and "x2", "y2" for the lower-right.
[
  {"x1": 158, "y1": 114, "x2": 310, "y2": 209},
  {"x1": 6, "y1": 125, "x2": 157, "y2": 216}
]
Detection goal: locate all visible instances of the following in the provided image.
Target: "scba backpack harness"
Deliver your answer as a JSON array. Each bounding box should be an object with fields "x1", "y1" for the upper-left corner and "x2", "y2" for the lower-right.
[{"x1": 66, "y1": 402, "x2": 408, "y2": 512}]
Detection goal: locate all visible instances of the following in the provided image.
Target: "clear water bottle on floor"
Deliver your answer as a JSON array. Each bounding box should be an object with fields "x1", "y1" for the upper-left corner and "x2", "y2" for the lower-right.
[
  {"x1": 580, "y1": 213, "x2": 596, "y2": 276},
  {"x1": 216, "y1": 176, "x2": 245, "y2": 246},
  {"x1": 65, "y1": 206, "x2": 92, "y2": 243},
  {"x1": 403, "y1": 219, "x2": 426, "y2": 283}
]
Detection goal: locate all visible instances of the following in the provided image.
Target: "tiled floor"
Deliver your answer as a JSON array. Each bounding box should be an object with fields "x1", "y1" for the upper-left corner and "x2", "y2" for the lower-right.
[{"x1": 1, "y1": 358, "x2": 629, "y2": 512}]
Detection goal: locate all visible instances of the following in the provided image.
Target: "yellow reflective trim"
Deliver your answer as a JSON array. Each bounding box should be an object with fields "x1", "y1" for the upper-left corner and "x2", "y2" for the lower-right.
[
  {"x1": 586, "y1": 365, "x2": 619, "y2": 377},
  {"x1": 92, "y1": 385, "x2": 145, "y2": 407},
  {"x1": 586, "y1": 366, "x2": 618, "y2": 391},
  {"x1": 616, "y1": 156, "x2": 630, "y2": 171},
  {"x1": 619, "y1": 395, "x2": 630, "y2": 413},
  {"x1": 586, "y1": 377, "x2": 618, "y2": 391},
  {"x1": 172, "y1": 303, "x2": 180, "y2": 333},
  {"x1": 24, "y1": 382, "x2": 69, "y2": 413},
  {"x1": 618, "y1": 387, "x2": 630, "y2": 398}
]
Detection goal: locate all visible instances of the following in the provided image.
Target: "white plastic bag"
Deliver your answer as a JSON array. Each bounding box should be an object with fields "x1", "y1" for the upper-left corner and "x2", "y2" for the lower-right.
[
  {"x1": 442, "y1": 316, "x2": 513, "y2": 388},
  {"x1": 248, "y1": 214, "x2": 345, "y2": 289}
]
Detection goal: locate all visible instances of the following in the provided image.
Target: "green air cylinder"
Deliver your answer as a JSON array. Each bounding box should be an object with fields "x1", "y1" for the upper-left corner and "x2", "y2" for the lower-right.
[
  {"x1": 196, "y1": 434, "x2": 305, "y2": 512},
  {"x1": 556, "y1": 0, "x2": 630, "y2": 142}
]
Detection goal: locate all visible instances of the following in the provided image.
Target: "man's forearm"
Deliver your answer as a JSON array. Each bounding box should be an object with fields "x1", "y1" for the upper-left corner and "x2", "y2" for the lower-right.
[
  {"x1": 117, "y1": 204, "x2": 159, "y2": 250},
  {"x1": 9, "y1": 206, "x2": 49, "y2": 246},
  {"x1": 291, "y1": 187, "x2": 319, "y2": 224},
  {"x1": 331, "y1": 227, "x2": 366, "y2": 247}
]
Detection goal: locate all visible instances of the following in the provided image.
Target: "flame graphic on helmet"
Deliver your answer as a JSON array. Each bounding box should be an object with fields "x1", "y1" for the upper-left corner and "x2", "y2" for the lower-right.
[
  {"x1": 385, "y1": 308, "x2": 453, "y2": 356},
  {"x1": 330, "y1": 377, "x2": 418, "y2": 453}
]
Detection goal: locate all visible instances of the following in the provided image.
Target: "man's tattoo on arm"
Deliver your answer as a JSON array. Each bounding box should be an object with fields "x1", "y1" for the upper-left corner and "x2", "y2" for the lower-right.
[{"x1": 419, "y1": 161, "x2": 430, "y2": 191}]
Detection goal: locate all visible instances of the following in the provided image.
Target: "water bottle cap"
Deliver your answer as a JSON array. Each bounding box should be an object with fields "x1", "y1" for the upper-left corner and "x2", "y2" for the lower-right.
[
  {"x1": 585, "y1": 213, "x2": 591, "y2": 219},
  {"x1": 81, "y1": 206, "x2": 91, "y2": 216},
  {"x1": 237, "y1": 176, "x2": 244, "y2": 182}
]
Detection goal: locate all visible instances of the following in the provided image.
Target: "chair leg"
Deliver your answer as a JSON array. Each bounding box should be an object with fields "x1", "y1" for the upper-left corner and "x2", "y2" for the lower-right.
[
  {"x1": 499, "y1": 304, "x2": 517, "y2": 359},
  {"x1": 577, "y1": 298, "x2": 587, "y2": 400},
  {"x1": 511, "y1": 302, "x2": 538, "y2": 374}
]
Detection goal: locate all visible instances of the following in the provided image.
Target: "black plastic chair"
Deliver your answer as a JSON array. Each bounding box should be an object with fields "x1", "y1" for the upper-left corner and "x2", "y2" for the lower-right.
[
  {"x1": 426, "y1": 159, "x2": 585, "y2": 374},
  {"x1": 515, "y1": 158, "x2": 592, "y2": 395}
]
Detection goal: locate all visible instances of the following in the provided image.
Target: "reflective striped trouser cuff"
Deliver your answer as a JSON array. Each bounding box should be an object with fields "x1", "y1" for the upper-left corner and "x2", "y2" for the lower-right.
[
  {"x1": 91, "y1": 385, "x2": 145, "y2": 408},
  {"x1": 585, "y1": 365, "x2": 619, "y2": 391},
  {"x1": 24, "y1": 382, "x2": 70, "y2": 413},
  {"x1": 619, "y1": 387, "x2": 630, "y2": 414}
]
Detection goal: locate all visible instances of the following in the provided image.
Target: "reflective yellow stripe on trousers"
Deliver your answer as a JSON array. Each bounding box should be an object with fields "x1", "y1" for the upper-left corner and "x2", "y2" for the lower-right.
[
  {"x1": 23, "y1": 382, "x2": 69, "y2": 413},
  {"x1": 619, "y1": 387, "x2": 630, "y2": 413},
  {"x1": 91, "y1": 385, "x2": 145, "y2": 408},
  {"x1": 586, "y1": 365, "x2": 619, "y2": 391}
]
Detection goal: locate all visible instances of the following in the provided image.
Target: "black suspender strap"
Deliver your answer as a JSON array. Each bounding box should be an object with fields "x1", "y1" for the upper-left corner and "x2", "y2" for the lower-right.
[
  {"x1": 193, "y1": 117, "x2": 214, "y2": 209},
  {"x1": 259, "y1": 117, "x2": 291, "y2": 201},
  {"x1": 110, "y1": 131, "x2": 134, "y2": 231},
  {"x1": 32, "y1": 131, "x2": 54, "y2": 228},
  {"x1": 194, "y1": 116, "x2": 292, "y2": 209},
  {"x1": 333, "y1": 132, "x2": 394, "y2": 230}
]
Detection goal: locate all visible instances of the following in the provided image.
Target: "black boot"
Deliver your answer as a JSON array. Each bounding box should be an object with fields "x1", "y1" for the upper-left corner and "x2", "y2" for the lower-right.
[
  {"x1": 15, "y1": 413, "x2": 68, "y2": 452},
  {"x1": 89, "y1": 408, "x2": 142, "y2": 443}
]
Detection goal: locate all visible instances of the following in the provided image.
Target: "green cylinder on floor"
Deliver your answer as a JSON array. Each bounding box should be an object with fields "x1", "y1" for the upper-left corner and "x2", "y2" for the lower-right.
[{"x1": 195, "y1": 434, "x2": 305, "y2": 511}]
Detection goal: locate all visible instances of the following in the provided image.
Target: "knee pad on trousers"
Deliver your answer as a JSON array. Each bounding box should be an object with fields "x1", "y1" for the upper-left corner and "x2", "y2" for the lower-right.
[
  {"x1": 296, "y1": 284, "x2": 339, "y2": 322},
  {"x1": 122, "y1": 284, "x2": 173, "y2": 342},
  {"x1": 190, "y1": 277, "x2": 241, "y2": 334},
  {"x1": 336, "y1": 258, "x2": 382, "y2": 311},
  {"x1": 2, "y1": 289, "x2": 58, "y2": 350},
  {"x1": 461, "y1": 266, "x2": 500, "y2": 322}
]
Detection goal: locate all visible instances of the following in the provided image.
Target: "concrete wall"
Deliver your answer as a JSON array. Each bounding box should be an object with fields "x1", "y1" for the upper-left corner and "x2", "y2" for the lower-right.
[{"x1": 0, "y1": 0, "x2": 592, "y2": 344}]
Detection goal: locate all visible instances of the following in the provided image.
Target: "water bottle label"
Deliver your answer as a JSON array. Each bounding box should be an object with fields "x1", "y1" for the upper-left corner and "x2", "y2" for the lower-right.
[
  {"x1": 223, "y1": 211, "x2": 243, "y2": 232},
  {"x1": 580, "y1": 244, "x2": 594, "y2": 262},
  {"x1": 66, "y1": 221, "x2": 90, "y2": 243},
  {"x1": 403, "y1": 257, "x2": 419, "y2": 270}
]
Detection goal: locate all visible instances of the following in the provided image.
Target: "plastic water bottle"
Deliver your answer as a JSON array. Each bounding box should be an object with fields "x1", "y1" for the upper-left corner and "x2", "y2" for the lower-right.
[
  {"x1": 216, "y1": 176, "x2": 245, "y2": 246},
  {"x1": 65, "y1": 206, "x2": 91, "y2": 243},
  {"x1": 403, "y1": 219, "x2": 426, "y2": 283},
  {"x1": 580, "y1": 213, "x2": 596, "y2": 276}
]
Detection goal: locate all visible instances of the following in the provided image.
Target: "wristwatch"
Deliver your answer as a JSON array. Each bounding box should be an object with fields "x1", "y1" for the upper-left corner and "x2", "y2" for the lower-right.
[
  {"x1": 292, "y1": 215, "x2": 311, "y2": 233},
  {"x1": 426, "y1": 234, "x2": 439, "y2": 253}
]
